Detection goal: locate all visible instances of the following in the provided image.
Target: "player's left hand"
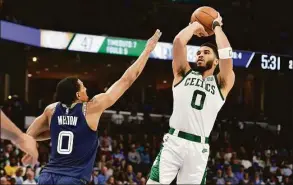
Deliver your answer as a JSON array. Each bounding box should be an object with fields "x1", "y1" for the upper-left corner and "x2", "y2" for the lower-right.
[{"x1": 145, "y1": 29, "x2": 162, "y2": 53}]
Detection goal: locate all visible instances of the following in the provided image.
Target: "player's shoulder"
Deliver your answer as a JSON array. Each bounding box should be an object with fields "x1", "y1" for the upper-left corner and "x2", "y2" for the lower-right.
[
  {"x1": 86, "y1": 94, "x2": 106, "y2": 112},
  {"x1": 44, "y1": 102, "x2": 59, "y2": 115},
  {"x1": 88, "y1": 94, "x2": 104, "y2": 105},
  {"x1": 46, "y1": 102, "x2": 59, "y2": 110}
]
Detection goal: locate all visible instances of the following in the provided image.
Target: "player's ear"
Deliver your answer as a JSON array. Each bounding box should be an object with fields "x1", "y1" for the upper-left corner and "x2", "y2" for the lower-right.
[
  {"x1": 76, "y1": 92, "x2": 80, "y2": 99},
  {"x1": 214, "y1": 59, "x2": 219, "y2": 66}
]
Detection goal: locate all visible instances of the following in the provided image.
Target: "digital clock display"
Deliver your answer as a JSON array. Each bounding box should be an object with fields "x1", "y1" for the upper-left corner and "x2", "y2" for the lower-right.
[
  {"x1": 246, "y1": 54, "x2": 293, "y2": 72},
  {"x1": 261, "y1": 54, "x2": 281, "y2": 70}
]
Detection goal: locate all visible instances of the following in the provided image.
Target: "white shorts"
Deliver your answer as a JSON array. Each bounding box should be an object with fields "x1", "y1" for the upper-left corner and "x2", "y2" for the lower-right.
[{"x1": 147, "y1": 132, "x2": 209, "y2": 184}]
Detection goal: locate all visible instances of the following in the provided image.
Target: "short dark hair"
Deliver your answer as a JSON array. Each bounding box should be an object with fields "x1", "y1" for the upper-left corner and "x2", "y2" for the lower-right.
[
  {"x1": 201, "y1": 42, "x2": 219, "y2": 59},
  {"x1": 55, "y1": 77, "x2": 80, "y2": 106}
]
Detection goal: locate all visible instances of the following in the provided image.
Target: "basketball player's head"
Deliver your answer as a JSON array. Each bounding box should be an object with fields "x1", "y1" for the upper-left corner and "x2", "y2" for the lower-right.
[
  {"x1": 55, "y1": 77, "x2": 88, "y2": 106},
  {"x1": 195, "y1": 42, "x2": 219, "y2": 74}
]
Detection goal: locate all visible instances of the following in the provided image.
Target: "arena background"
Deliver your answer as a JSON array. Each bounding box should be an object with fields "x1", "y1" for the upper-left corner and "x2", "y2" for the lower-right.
[{"x1": 0, "y1": 0, "x2": 293, "y2": 184}]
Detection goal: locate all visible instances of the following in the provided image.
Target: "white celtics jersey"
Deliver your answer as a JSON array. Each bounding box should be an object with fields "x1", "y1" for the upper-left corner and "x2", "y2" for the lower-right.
[{"x1": 169, "y1": 69, "x2": 225, "y2": 138}]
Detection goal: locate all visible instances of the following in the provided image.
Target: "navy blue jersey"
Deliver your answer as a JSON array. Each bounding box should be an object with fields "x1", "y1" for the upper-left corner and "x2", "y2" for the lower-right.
[{"x1": 41, "y1": 103, "x2": 99, "y2": 182}]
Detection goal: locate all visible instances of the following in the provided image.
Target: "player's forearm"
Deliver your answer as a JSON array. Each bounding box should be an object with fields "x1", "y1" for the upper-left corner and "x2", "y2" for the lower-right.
[
  {"x1": 214, "y1": 27, "x2": 233, "y2": 72},
  {"x1": 0, "y1": 111, "x2": 24, "y2": 142},
  {"x1": 214, "y1": 27, "x2": 231, "y2": 49},
  {"x1": 34, "y1": 130, "x2": 51, "y2": 141},
  {"x1": 173, "y1": 23, "x2": 197, "y2": 46},
  {"x1": 172, "y1": 23, "x2": 197, "y2": 73},
  {"x1": 121, "y1": 49, "x2": 151, "y2": 84},
  {"x1": 27, "y1": 127, "x2": 47, "y2": 140}
]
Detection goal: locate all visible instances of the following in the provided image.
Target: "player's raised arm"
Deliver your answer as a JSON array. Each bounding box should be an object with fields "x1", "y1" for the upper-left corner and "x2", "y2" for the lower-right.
[
  {"x1": 92, "y1": 30, "x2": 161, "y2": 111},
  {"x1": 213, "y1": 13, "x2": 235, "y2": 97},
  {"x1": 172, "y1": 22, "x2": 208, "y2": 78}
]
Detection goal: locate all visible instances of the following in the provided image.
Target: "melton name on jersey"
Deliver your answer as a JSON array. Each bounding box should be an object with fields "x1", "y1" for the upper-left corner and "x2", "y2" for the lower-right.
[{"x1": 169, "y1": 69, "x2": 225, "y2": 138}]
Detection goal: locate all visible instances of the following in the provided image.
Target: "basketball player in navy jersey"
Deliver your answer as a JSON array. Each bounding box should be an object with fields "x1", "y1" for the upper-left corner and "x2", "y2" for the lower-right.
[{"x1": 23, "y1": 30, "x2": 161, "y2": 185}]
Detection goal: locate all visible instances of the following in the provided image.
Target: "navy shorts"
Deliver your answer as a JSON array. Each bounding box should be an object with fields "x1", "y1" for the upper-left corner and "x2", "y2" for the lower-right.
[{"x1": 38, "y1": 172, "x2": 87, "y2": 185}]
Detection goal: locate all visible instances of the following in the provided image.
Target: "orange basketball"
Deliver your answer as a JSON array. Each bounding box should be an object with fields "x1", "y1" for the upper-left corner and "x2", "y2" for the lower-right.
[{"x1": 191, "y1": 6, "x2": 218, "y2": 36}]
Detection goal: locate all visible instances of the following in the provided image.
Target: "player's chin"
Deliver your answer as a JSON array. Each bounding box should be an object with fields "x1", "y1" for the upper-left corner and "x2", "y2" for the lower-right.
[
  {"x1": 82, "y1": 96, "x2": 89, "y2": 102},
  {"x1": 196, "y1": 61, "x2": 205, "y2": 65},
  {"x1": 196, "y1": 63, "x2": 205, "y2": 67}
]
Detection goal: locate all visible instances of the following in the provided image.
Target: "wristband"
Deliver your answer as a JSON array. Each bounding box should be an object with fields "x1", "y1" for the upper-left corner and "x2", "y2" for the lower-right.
[
  {"x1": 218, "y1": 47, "x2": 233, "y2": 59},
  {"x1": 212, "y1": 21, "x2": 221, "y2": 30}
]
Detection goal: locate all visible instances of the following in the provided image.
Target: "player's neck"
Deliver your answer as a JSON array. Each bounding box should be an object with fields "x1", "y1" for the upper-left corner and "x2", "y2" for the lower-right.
[
  {"x1": 62, "y1": 101, "x2": 81, "y2": 108},
  {"x1": 202, "y1": 69, "x2": 214, "y2": 79},
  {"x1": 73, "y1": 100, "x2": 83, "y2": 104}
]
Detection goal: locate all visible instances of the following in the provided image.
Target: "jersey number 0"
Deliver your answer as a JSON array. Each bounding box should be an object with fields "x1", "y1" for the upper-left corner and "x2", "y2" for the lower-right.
[
  {"x1": 57, "y1": 131, "x2": 74, "y2": 154},
  {"x1": 191, "y1": 90, "x2": 206, "y2": 110}
]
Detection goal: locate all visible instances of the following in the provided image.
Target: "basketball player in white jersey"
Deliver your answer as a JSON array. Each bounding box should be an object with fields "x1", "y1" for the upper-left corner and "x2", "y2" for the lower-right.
[{"x1": 147, "y1": 13, "x2": 235, "y2": 184}]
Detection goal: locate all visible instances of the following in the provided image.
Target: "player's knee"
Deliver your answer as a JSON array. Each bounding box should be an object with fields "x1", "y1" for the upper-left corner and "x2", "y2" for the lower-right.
[{"x1": 146, "y1": 178, "x2": 161, "y2": 184}]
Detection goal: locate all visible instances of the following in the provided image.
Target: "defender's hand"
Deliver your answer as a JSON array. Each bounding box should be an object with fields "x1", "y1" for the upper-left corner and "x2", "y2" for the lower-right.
[{"x1": 145, "y1": 29, "x2": 162, "y2": 53}]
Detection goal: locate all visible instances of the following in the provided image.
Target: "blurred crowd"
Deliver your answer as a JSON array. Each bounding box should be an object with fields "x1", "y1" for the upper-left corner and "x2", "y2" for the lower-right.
[
  {"x1": 0, "y1": 93, "x2": 292, "y2": 185},
  {"x1": 1, "y1": 107, "x2": 293, "y2": 185},
  {"x1": 207, "y1": 119, "x2": 293, "y2": 185}
]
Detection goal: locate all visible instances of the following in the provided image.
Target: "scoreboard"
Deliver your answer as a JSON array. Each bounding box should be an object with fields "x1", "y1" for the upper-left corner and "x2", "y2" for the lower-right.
[
  {"x1": 58, "y1": 33, "x2": 293, "y2": 72},
  {"x1": 251, "y1": 54, "x2": 293, "y2": 72},
  {"x1": 232, "y1": 52, "x2": 293, "y2": 72},
  {"x1": 1, "y1": 20, "x2": 292, "y2": 73}
]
